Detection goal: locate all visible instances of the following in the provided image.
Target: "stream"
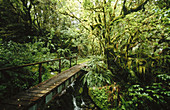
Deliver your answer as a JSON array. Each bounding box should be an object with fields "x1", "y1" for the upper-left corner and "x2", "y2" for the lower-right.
[{"x1": 44, "y1": 76, "x2": 99, "y2": 110}]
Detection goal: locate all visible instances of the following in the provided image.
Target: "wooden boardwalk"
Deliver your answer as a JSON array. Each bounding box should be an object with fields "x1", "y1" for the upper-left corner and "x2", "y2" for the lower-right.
[{"x1": 0, "y1": 62, "x2": 86, "y2": 110}]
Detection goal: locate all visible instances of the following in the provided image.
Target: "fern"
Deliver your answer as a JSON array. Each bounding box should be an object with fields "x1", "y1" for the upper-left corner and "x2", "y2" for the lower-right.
[{"x1": 83, "y1": 56, "x2": 113, "y2": 87}]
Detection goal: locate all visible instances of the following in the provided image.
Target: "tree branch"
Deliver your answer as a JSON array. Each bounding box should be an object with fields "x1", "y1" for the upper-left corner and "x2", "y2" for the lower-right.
[
  {"x1": 125, "y1": 0, "x2": 149, "y2": 15},
  {"x1": 115, "y1": 0, "x2": 149, "y2": 24},
  {"x1": 114, "y1": 0, "x2": 119, "y2": 10},
  {"x1": 58, "y1": 0, "x2": 90, "y2": 31},
  {"x1": 129, "y1": 0, "x2": 148, "y2": 13},
  {"x1": 59, "y1": 11, "x2": 90, "y2": 31}
]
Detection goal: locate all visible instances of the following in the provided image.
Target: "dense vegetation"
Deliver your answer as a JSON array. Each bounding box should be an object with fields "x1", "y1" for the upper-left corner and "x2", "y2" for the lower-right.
[
  {"x1": 0, "y1": 0, "x2": 86, "y2": 100},
  {"x1": 0, "y1": 0, "x2": 169, "y2": 109}
]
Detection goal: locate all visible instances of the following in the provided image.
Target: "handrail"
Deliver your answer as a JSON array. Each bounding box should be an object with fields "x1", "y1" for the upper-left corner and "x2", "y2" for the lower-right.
[
  {"x1": 0, "y1": 56, "x2": 77, "y2": 71},
  {"x1": 0, "y1": 56, "x2": 78, "y2": 83}
]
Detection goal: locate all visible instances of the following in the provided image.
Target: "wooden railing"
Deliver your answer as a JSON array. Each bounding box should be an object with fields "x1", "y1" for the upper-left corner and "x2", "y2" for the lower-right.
[{"x1": 0, "y1": 56, "x2": 78, "y2": 83}]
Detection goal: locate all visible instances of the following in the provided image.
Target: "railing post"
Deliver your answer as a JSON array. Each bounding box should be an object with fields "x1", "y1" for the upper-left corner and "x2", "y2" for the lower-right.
[
  {"x1": 39, "y1": 63, "x2": 42, "y2": 83},
  {"x1": 70, "y1": 57, "x2": 72, "y2": 68},
  {"x1": 59, "y1": 59, "x2": 61, "y2": 73}
]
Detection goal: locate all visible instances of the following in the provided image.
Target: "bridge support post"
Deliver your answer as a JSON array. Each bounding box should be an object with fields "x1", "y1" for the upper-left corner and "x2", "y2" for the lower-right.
[{"x1": 39, "y1": 63, "x2": 42, "y2": 83}]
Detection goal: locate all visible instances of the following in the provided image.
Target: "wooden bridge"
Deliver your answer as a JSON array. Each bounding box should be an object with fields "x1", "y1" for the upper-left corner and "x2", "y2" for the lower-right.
[{"x1": 0, "y1": 56, "x2": 87, "y2": 110}]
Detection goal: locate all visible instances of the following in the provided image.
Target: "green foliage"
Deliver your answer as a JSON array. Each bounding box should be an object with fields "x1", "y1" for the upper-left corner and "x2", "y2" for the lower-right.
[
  {"x1": 57, "y1": 48, "x2": 72, "y2": 57},
  {"x1": 0, "y1": 41, "x2": 54, "y2": 100},
  {"x1": 0, "y1": 0, "x2": 38, "y2": 42},
  {"x1": 129, "y1": 84, "x2": 168, "y2": 109},
  {"x1": 119, "y1": 73, "x2": 170, "y2": 110},
  {"x1": 83, "y1": 56, "x2": 113, "y2": 87},
  {"x1": 0, "y1": 0, "x2": 84, "y2": 100},
  {"x1": 157, "y1": 74, "x2": 170, "y2": 82},
  {"x1": 89, "y1": 84, "x2": 120, "y2": 110},
  {"x1": 79, "y1": 1, "x2": 170, "y2": 110},
  {"x1": 0, "y1": 39, "x2": 79, "y2": 100},
  {"x1": 153, "y1": 0, "x2": 170, "y2": 9},
  {"x1": 0, "y1": 0, "x2": 169, "y2": 109},
  {"x1": 0, "y1": 0, "x2": 80, "y2": 54},
  {"x1": 109, "y1": 5, "x2": 170, "y2": 83},
  {"x1": 72, "y1": 32, "x2": 89, "y2": 57},
  {"x1": 89, "y1": 87, "x2": 110, "y2": 110}
]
